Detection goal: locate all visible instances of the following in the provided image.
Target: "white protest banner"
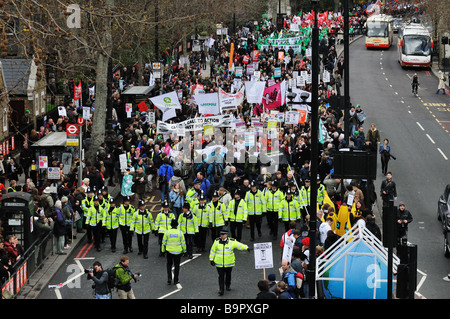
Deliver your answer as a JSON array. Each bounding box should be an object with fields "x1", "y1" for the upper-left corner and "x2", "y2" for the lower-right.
[
  {"x1": 254, "y1": 242, "x2": 274, "y2": 270},
  {"x1": 306, "y1": 47, "x2": 312, "y2": 57},
  {"x1": 150, "y1": 91, "x2": 181, "y2": 121},
  {"x1": 149, "y1": 91, "x2": 182, "y2": 110},
  {"x1": 83, "y1": 107, "x2": 91, "y2": 120},
  {"x1": 259, "y1": 44, "x2": 302, "y2": 54},
  {"x1": 157, "y1": 121, "x2": 179, "y2": 135},
  {"x1": 148, "y1": 111, "x2": 155, "y2": 124},
  {"x1": 156, "y1": 114, "x2": 234, "y2": 134},
  {"x1": 218, "y1": 87, "x2": 245, "y2": 112},
  {"x1": 290, "y1": 23, "x2": 299, "y2": 32},
  {"x1": 119, "y1": 153, "x2": 128, "y2": 170},
  {"x1": 323, "y1": 70, "x2": 330, "y2": 83},
  {"x1": 291, "y1": 103, "x2": 311, "y2": 113},
  {"x1": 285, "y1": 111, "x2": 300, "y2": 124},
  {"x1": 244, "y1": 81, "x2": 266, "y2": 104},
  {"x1": 194, "y1": 92, "x2": 220, "y2": 115},
  {"x1": 297, "y1": 76, "x2": 305, "y2": 87},
  {"x1": 39, "y1": 156, "x2": 48, "y2": 169},
  {"x1": 252, "y1": 121, "x2": 264, "y2": 135},
  {"x1": 126, "y1": 103, "x2": 132, "y2": 118},
  {"x1": 160, "y1": 107, "x2": 177, "y2": 122},
  {"x1": 282, "y1": 236, "x2": 294, "y2": 262},
  {"x1": 58, "y1": 106, "x2": 67, "y2": 117}
]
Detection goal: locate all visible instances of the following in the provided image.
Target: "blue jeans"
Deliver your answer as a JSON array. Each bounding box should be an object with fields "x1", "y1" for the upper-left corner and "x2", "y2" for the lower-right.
[
  {"x1": 160, "y1": 183, "x2": 168, "y2": 203},
  {"x1": 95, "y1": 293, "x2": 111, "y2": 299}
]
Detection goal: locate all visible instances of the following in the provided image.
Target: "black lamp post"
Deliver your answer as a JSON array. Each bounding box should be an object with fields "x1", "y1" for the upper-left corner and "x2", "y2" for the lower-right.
[{"x1": 306, "y1": 0, "x2": 320, "y2": 299}]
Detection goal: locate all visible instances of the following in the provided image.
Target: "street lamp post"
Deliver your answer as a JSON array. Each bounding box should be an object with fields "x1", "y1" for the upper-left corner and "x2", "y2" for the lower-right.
[
  {"x1": 343, "y1": 0, "x2": 350, "y2": 145},
  {"x1": 307, "y1": 0, "x2": 320, "y2": 299}
]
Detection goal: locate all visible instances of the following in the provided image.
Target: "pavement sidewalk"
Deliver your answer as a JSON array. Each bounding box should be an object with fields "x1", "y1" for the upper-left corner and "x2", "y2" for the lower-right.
[{"x1": 15, "y1": 181, "x2": 122, "y2": 299}]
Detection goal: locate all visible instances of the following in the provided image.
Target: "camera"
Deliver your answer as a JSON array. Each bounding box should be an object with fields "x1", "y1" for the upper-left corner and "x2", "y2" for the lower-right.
[{"x1": 84, "y1": 268, "x2": 94, "y2": 274}]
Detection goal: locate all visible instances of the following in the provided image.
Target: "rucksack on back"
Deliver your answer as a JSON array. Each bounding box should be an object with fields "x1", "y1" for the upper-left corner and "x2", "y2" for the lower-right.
[{"x1": 106, "y1": 265, "x2": 120, "y2": 290}]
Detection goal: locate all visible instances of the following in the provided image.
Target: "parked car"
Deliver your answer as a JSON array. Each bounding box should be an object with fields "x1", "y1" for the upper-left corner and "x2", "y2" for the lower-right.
[{"x1": 437, "y1": 184, "x2": 450, "y2": 257}]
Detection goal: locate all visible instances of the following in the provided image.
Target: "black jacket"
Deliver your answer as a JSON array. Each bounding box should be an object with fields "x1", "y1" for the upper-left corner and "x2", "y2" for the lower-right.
[{"x1": 90, "y1": 270, "x2": 110, "y2": 295}]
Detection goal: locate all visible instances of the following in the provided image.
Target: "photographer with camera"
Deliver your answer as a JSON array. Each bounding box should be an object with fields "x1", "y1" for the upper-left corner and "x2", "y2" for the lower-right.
[
  {"x1": 114, "y1": 255, "x2": 140, "y2": 299},
  {"x1": 396, "y1": 202, "x2": 413, "y2": 247},
  {"x1": 379, "y1": 138, "x2": 396, "y2": 176},
  {"x1": 86, "y1": 261, "x2": 110, "y2": 299}
]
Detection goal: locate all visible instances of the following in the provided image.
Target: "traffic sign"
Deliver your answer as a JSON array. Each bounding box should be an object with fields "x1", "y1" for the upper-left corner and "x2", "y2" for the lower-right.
[
  {"x1": 77, "y1": 117, "x2": 85, "y2": 125},
  {"x1": 66, "y1": 124, "x2": 79, "y2": 136},
  {"x1": 66, "y1": 124, "x2": 80, "y2": 147}
]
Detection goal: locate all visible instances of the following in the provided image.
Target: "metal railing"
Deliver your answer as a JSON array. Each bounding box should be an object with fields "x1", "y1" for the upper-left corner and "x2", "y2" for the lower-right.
[{"x1": 1, "y1": 231, "x2": 54, "y2": 299}]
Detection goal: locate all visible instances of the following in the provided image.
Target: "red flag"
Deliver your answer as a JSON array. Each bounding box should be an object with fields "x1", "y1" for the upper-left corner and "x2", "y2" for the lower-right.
[
  {"x1": 74, "y1": 81, "x2": 82, "y2": 100},
  {"x1": 137, "y1": 101, "x2": 148, "y2": 113}
]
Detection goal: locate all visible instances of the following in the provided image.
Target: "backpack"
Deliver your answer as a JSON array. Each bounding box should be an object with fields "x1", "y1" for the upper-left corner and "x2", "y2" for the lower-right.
[
  {"x1": 213, "y1": 163, "x2": 223, "y2": 178},
  {"x1": 106, "y1": 265, "x2": 120, "y2": 291},
  {"x1": 295, "y1": 271, "x2": 304, "y2": 289},
  {"x1": 159, "y1": 165, "x2": 168, "y2": 185}
]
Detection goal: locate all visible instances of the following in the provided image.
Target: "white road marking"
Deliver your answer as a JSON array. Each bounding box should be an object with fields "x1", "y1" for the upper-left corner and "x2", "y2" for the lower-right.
[
  {"x1": 426, "y1": 134, "x2": 435, "y2": 144},
  {"x1": 416, "y1": 122, "x2": 424, "y2": 131},
  {"x1": 437, "y1": 148, "x2": 448, "y2": 160},
  {"x1": 158, "y1": 253, "x2": 202, "y2": 299}
]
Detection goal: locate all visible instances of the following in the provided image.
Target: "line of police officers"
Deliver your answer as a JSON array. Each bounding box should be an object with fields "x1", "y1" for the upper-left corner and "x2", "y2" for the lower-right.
[{"x1": 80, "y1": 175, "x2": 326, "y2": 295}]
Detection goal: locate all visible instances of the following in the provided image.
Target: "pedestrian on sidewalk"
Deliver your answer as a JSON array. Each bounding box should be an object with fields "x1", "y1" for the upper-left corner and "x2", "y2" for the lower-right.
[{"x1": 436, "y1": 71, "x2": 447, "y2": 95}]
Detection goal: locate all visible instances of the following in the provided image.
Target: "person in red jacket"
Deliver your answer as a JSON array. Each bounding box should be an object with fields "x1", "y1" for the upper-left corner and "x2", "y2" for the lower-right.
[{"x1": 3, "y1": 235, "x2": 21, "y2": 266}]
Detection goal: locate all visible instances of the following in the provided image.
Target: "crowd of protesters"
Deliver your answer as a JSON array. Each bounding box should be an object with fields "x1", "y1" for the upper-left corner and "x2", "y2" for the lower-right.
[{"x1": 1, "y1": 9, "x2": 397, "y2": 298}]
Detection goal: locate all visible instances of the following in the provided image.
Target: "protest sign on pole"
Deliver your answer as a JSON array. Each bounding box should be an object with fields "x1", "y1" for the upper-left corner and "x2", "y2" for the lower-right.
[
  {"x1": 254, "y1": 242, "x2": 274, "y2": 279},
  {"x1": 194, "y1": 92, "x2": 220, "y2": 115}
]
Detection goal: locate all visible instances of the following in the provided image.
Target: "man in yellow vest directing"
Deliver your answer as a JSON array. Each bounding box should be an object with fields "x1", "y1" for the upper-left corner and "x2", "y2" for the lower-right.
[{"x1": 209, "y1": 228, "x2": 250, "y2": 296}]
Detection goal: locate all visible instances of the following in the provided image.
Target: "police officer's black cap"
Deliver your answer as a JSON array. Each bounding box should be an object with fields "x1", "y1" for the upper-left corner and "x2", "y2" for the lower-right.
[
  {"x1": 272, "y1": 181, "x2": 278, "y2": 188},
  {"x1": 102, "y1": 186, "x2": 108, "y2": 192},
  {"x1": 251, "y1": 181, "x2": 256, "y2": 187},
  {"x1": 163, "y1": 200, "x2": 169, "y2": 208},
  {"x1": 87, "y1": 187, "x2": 93, "y2": 193},
  {"x1": 138, "y1": 200, "x2": 145, "y2": 207},
  {"x1": 213, "y1": 191, "x2": 219, "y2": 197},
  {"x1": 124, "y1": 196, "x2": 131, "y2": 202},
  {"x1": 93, "y1": 195, "x2": 99, "y2": 201},
  {"x1": 171, "y1": 219, "x2": 178, "y2": 228},
  {"x1": 199, "y1": 193, "x2": 206, "y2": 201},
  {"x1": 183, "y1": 202, "x2": 191, "y2": 210},
  {"x1": 220, "y1": 228, "x2": 229, "y2": 235},
  {"x1": 109, "y1": 198, "x2": 115, "y2": 204}
]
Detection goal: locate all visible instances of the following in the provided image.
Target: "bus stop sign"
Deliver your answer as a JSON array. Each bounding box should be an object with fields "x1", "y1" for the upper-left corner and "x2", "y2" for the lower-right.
[{"x1": 66, "y1": 124, "x2": 79, "y2": 146}]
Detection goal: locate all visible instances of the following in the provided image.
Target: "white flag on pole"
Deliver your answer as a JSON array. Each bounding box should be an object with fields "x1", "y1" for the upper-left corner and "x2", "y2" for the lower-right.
[
  {"x1": 193, "y1": 92, "x2": 220, "y2": 115},
  {"x1": 244, "y1": 81, "x2": 266, "y2": 104}
]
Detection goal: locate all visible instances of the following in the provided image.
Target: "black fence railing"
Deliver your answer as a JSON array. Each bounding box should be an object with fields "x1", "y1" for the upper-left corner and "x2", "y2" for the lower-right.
[{"x1": 1, "y1": 231, "x2": 54, "y2": 299}]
